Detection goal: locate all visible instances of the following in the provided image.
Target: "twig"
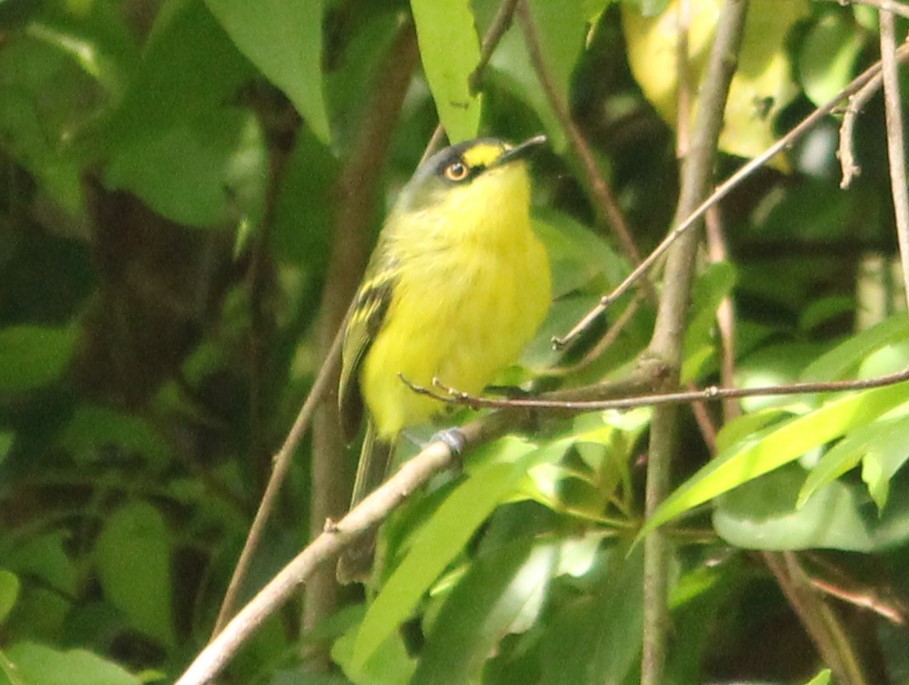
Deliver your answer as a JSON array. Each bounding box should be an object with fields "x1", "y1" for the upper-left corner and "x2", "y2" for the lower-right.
[
  {"x1": 705, "y1": 205, "x2": 740, "y2": 422},
  {"x1": 802, "y1": 552, "x2": 909, "y2": 625},
  {"x1": 176, "y1": 395, "x2": 551, "y2": 685},
  {"x1": 400, "y1": 367, "x2": 909, "y2": 411},
  {"x1": 762, "y1": 551, "x2": 871, "y2": 685},
  {"x1": 516, "y1": 0, "x2": 648, "y2": 282},
  {"x1": 819, "y1": 0, "x2": 909, "y2": 20},
  {"x1": 554, "y1": 40, "x2": 909, "y2": 350},
  {"x1": 305, "y1": 20, "x2": 421, "y2": 663},
  {"x1": 879, "y1": 9, "x2": 909, "y2": 311},
  {"x1": 838, "y1": 74, "x2": 880, "y2": 188},
  {"x1": 176, "y1": 438, "x2": 460, "y2": 685},
  {"x1": 543, "y1": 292, "x2": 645, "y2": 378},
  {"x1": 676, "y1": 0, "x2": 693, "y2": 159},
  {"x1": 211, "y1": 319, "x2": 347, "y2": 637}
]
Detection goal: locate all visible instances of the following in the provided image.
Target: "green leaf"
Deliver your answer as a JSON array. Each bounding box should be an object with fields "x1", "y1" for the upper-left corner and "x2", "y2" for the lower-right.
[
  {"x1": 105, "y1": 107, "x2": 266, "y2": 227},
  {"x1": 682, "y1": 261, "x2": 736, "y2": 382},
  {"x1": 802, "y1": 669, "x2": 832, "y2": 685},
  {"x1": 714, "y1": 463, "x2": 909, "y2": 551},
  {"x1": 351, "y1": 438, "x2": 542, "y2": 673},
  {"x1": 522, "y1": 0, "x2": 586, "y2": 108},
  {"x1": 0, "y1": 570, "x2": 20, "y2": 626},
  {"x1": 5, "y1": 533, "x2": 77, "y2": 596},
  {"x1": 798, "y1": 12, "x2": 865, "y2": 106},
  {"x1": 639, "y1": 381, "x2": 909, "y2": 538},
  {"x1": 0, "y1": 432, "x2": 13, "y2": 467},
  {"x1": 332, "y1": 621, "x2": 415, "y2": 685},
  {"x1": 484, "y1": 0, "x2": 586, "y2": 153},
  {"x1": 204, "y1": 0, "x2": 330, "y2": 143},
  {"x1": 540, "y1": 545, "x2": 644, "y2": 685},
  {"x1": 57, "y1": 405, "x2": 173, "y2": 469},
  {"x1": 410, "y1": 0, "x2": 482, "y2": 142},
  {"x1": 799, "y1": 414, "x2": 909, "y2": 509},
  {"x1": 104, "y1": 0, "x2": 253, "y2": 148},
  {"x1": 800, "y1": 315, "x2": 908, "y2": 382},
  {"x1": 4, "y1": 643, "x2": 141, "y2": 685},
  {"x1": 95, "y1": 502, "x2": 175, "y2": 647},
  {"x1": 0, "y1": 326, "x2": 76, "y2": 392},
  {"x1": 412, "y1": 538, "x2": 554, "y2": 685},
  {"x1": 533, "y1": 209, "x2": 625, "y2": 298}
]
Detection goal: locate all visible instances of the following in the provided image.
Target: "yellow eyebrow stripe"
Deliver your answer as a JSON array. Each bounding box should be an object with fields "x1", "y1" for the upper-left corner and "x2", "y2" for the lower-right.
[{"x1": 460, "y1": 142, "x2": 507, "y2": 168}]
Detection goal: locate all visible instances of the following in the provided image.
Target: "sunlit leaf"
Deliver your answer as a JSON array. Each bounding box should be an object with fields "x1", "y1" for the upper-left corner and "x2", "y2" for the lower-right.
[
  {"x1": 801, "y1": 315, "x2": 909, "y2": 382},
  {"x1": 623, "y1": 0, "x2": 807, "y2": 166},
  {"x1": 332, "y1": 621, "x2": 415, "y2": 685},
  {"x1": 715, "y1": 463, "x2": 909, "y2": 551},
  {"x1": 410, "y1": 0, "x2": 481, "y2": 142},
  {"x1": 640, "y1": 382, "x2": 909, "y2": 537},
  {"x1": 721, "y1": 0, "x2": 808, "y2": 164},
  {"x1": 799, "y1": 414, "x2": 909, "y2": 509},
  {"x1": 798, "y1": 12, "x2": 866, "y2": 106},
  {"x1": 352, "y1": 437, "x2": 563, "y2": 673},
  {"x1": 412, "y1": 538, "x2": 554, "y2": 685},
  {"x1": 802, "y1": 668, "x2": 832, "y2": 685},
  {"x1": 540, "y1": 545, "x2": 644, "y2": 685}
]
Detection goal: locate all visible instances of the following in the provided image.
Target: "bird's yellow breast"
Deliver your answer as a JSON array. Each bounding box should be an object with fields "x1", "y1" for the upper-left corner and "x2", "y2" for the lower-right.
[{"x1": 361, "y1": 161, "x2": 551, "y2": 438}]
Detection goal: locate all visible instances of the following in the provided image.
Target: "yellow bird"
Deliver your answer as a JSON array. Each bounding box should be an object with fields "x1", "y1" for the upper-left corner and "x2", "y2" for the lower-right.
[{"x1": 337, "y1": 135, "x2": 551, "y2": 582}]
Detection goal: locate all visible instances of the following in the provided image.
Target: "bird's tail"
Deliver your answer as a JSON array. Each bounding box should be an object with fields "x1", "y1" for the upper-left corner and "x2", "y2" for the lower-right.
[{"x1": 336, "y1": 424, "x2": 395, "y2": 584}]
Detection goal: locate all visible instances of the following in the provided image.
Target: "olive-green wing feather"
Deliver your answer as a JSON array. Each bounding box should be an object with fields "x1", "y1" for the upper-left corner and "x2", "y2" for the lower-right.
[{"x1": 338, "y1": 260, "x2": 397, "y2": 442}]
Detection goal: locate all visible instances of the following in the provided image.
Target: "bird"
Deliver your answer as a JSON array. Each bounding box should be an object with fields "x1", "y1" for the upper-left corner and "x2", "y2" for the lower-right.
[{"x1": 336, "y1": 135, "x2": 552, "y2": 582}]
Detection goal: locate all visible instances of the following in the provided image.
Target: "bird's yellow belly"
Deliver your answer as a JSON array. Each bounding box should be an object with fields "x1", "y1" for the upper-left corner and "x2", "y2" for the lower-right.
[{"x1": 361, "y1": 237, "x2": 550, "y2": 438}]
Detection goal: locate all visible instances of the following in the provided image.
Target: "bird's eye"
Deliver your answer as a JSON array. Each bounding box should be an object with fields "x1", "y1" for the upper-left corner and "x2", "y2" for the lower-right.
[{"x1": 444, "y1": 161, "x2": 470, "y2": 182}]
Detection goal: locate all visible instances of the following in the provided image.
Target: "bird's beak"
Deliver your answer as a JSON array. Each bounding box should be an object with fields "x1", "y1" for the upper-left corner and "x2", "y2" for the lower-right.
[{"x1": 496, "y1": 134, "x2": 547, "y2": 166}]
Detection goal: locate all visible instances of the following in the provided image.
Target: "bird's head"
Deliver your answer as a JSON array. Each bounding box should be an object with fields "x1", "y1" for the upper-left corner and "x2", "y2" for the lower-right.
[{"x1": 396, "y1": 135, "x2": 547, "y2": 215}]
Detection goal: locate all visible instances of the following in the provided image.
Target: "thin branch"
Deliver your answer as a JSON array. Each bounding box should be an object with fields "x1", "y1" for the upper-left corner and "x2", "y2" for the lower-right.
[
  {"x1": 516, "y1": 0, "x2": 649, "y2": 283},
  {"x1": 543, "y1": 292, "x2": 645, "y2": 378},
  {"x1": 554, "y1": 40, "x2": 909, "y2": 350},
  {"x1": 819, "y1": 0, "x2": 909, "y2": 20},
  {"x1": 641, "y1": 2, "x2": 750, "y2": 683},
  {"x1": 879, "y1": 9, "x2": 909, "y2": 311},
  {"x1": 400, "y1": 367, "x2": 909, "y2": 412},
  {"x1": 211, "y1": 315, "x2": 347, "y2": 636},
  {"x1": 176, "y1": 401, "x2": 546, "y2": 685},
  {"x1": 705, "y1": 205, "x2": 740, "y2": 422},
  {"x1": 176, "y1": 439, "x2": 459, "y2": 685},
  {"x1": 763, "y1": 552, "x2": 871, "y2": 685},
  {"x1": 838, "y1": 74, "x2": 880, "y2": 188},
  {"x1": 213, "y1": 22, "x2": 420, "y2": 638}
]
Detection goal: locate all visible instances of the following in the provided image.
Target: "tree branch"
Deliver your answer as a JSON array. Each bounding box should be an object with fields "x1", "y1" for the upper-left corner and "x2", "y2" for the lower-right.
[
  {"x1": 879, "y1": 6, "x2": 909, "y2": 312},
  {"x1": 642, "y1": 2, "x2": 749, "y2": 684},
  {"x1": 516, "y1": 0, "x2": 648, "y2": 282},
  {"x1": 555, "y1": 40, "x2": 909, "y2": 351}
]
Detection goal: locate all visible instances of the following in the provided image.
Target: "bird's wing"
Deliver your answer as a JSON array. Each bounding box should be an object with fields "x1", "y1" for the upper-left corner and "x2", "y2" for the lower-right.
[{"x1": 338, "y1": 260, "x2": 397, "y2": 442}]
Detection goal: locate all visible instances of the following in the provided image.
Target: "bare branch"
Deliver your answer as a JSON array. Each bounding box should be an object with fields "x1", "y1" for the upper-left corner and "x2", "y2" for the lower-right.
[
  {"x1": 879, "y1": 8, "x2": 909, "y2": 312},
  {"x1": 555, "y1": 41, "x2": 909, "y2": 351},
  {"x1": 819, "y1": 0, "x2": 909, "y2": 20},
  {"x1": 176, "y1": 438, "x2": 460, "y2": 685},
  {"x1": 517, "y1": 0, "x2": 649, "y2": 285},
  {"x1": 401, "y1": 367, "x2": 909, "y2": 412}
]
